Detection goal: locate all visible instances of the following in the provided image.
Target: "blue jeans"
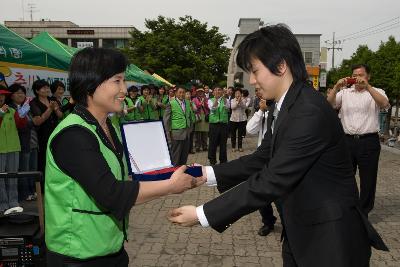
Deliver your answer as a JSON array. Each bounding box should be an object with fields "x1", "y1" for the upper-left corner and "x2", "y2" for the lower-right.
[
  {"x1": 18, "y1": 149, "x2": 38, "y2": 201},
  {"x1": 0, "y1": 152, "x2": 20, "y2": 211}
]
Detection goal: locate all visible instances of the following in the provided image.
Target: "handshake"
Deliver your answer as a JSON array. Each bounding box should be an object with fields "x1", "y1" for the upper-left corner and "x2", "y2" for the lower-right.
[{"x1": 166, "y1": 164, "x2": 208, "y2": 227}]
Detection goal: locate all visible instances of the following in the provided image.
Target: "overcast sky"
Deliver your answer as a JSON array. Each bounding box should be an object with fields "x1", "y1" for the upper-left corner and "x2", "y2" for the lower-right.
[{"x1": 1, "y1": 0, "x2": 399, "y2": 69}]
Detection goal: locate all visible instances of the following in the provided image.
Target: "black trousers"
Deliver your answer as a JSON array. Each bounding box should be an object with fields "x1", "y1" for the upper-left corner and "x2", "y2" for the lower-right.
[
  {"x1": 259, "y1": 203, "x2": 277, "y2": 227},
  {"x1": 47, "y1": 247, "x2": 129, "y2": 267},
  {"x1": 345, "y1": 133, "x2": 380, "y2": 215},
  {"x1": 230, "y1": 121, "x2": 246, "y2": 149},
  {"x1": 171, "y1": 138, "x2": 190, "y2": 166},
  {"x1": 208, "y1": 123, "x2": 228, "y2": 165}
]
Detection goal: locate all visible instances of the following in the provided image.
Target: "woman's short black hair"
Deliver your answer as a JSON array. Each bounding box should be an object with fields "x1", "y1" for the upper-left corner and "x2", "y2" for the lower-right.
[
  {"x1": 234, "y1": 88, "x2": 242, "y2": 95},
  {"x1": 128, "y1": 85, "x2": 138, "y2": 92},
  {"x1": 69, "y1": 48, "x2": 128, "y2": 106},
  {"x1": 236, "y1": 24, "x2": 308, "y2": 83},
  {"x1": 242, "y1": 89, "x2": 249, "y2": 97},
  {"x1": 50, "y1": 80, "x2": 65, "y2": 94},
  {"x1": 140, "y1": 85, "x2": 149, "y2": 95},
  {"x1": 32, "y1": 79, "x2": 50, "y2": 97},
  {"x1": 8, "y1": 83, "x2": 27, "y2": 95}
]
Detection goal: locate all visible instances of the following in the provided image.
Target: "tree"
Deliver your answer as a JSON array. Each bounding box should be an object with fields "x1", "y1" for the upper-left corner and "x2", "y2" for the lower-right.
[{"x1": 123, "y1": 15, "x2": 230, "y2": 86}]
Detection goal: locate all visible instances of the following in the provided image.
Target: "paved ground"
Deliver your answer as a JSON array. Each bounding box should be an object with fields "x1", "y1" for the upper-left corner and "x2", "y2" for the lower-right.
[{"x1": 126, "y1": 135, "x2": 400, "y2": 267}]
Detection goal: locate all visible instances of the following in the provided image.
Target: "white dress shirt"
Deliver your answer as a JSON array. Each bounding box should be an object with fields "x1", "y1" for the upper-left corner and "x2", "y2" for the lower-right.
[
  {"x1": 335, "y1": 86, "x2": 388, "y2": 135},
  {"x1": 208, "y1": 97, "x2": 229, "y2": 111},
  {"x1": 246, "y1": 109, "x2": 269, "y2": 147},
  {"x1": 196, "y1": 89, "x2": 288, "y2": 227}
]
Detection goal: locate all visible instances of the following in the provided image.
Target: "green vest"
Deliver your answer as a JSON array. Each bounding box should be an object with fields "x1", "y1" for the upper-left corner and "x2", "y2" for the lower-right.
[
  {"x1": 0, "y1": 108, "x2": 21, "y2": 153},
  {"x1": 138, "y1": 96, "x2": 158, "y2": 120},
  {"x1": 45, "y1": 113, "x2": 129, "y2": 259},
  {"x1": 158, "y1": 95, "x2": 169, "y2": 118},
  {"x1": 170, "y1": 99, "x2": 191, "y2": 130},
  {"x1": 209, "y1": 98, "x2": 229, "y2": 124},
  {"x1": 122, "y1": 97, "x2": 141, "y2": 122}
]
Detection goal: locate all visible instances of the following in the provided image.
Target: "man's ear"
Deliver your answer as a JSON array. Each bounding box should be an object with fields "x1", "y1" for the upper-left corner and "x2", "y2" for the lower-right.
[{"x1": 277, "y1": 60, "x2": 287, "y2": 76}]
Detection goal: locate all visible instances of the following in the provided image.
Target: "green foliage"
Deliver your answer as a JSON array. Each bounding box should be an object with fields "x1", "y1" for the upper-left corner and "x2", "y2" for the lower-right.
[
  {"x1": 123, "y1": 15, "x2": 230, "y2": 86},
  {"x1": 327, "y1": 36, "x2": 400, "y2": 103}
]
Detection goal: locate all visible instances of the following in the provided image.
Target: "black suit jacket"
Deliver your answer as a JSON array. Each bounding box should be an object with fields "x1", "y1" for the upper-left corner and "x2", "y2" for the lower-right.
[{"x1": 203, "y1": 82, "x2": 388, "y2": 267}]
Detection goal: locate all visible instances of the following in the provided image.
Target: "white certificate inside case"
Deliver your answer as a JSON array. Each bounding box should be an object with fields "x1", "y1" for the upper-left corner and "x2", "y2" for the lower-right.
[{"x1": 121, "y1": 121, "x2": 172, "y2": 174}]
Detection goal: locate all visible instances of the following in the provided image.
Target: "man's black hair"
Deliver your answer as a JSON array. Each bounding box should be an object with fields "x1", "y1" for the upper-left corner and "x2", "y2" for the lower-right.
[
  {"x1": 236, "y1": 24, "x2": 308, "y2": 83},
  {"x1": 351, "y1": 64, "x2": 370, "y2": 75}
]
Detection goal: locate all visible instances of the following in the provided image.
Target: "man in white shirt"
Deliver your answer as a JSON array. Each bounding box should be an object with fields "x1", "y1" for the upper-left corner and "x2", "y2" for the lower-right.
[
  {"x1": 246, "y1": 98, "x2": 277, "y2": 236},
  {"x1": 327, "y1": 63, "x2": 390, "y2": 215}
]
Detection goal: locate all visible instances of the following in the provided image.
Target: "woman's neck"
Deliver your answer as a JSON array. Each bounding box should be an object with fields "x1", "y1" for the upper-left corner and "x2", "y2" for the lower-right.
[{"x1": 87, "y1": 105, "x2": 108, "y2": 126}]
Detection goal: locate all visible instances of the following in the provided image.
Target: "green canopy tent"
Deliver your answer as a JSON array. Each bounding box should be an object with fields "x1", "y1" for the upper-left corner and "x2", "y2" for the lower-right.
[
  {"x1": 0, "y1": 24, "x2": 69, "y2": 70},
  {"x1": 0, "y1": 24, "x2": 69, "y2": 93},
  {"x1": 30, "y1": 31, "x2": 79, "y2": 66},
  {"x1": 125, "y1": 64, "x2": 166, "y2": 86}
]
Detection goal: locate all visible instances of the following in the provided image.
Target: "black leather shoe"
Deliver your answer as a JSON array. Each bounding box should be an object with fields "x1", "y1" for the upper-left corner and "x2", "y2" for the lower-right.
[{"x1": 258, "y1": 224, "x2": 274, "y2": 236}]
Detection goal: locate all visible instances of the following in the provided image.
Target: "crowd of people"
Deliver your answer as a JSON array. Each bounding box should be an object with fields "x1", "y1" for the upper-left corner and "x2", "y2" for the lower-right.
[
  {"x1": 0, "y1": 70, "x2": 264, "y2": 217},
  {"x1": 0, "y1": 24, "x2": 392, "y2": 265}
]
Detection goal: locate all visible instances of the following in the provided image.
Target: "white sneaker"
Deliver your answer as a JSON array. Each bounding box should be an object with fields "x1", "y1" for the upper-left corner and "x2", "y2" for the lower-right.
[{"x1": 4, "y1": 206, "x2": 24, "y2": 215}]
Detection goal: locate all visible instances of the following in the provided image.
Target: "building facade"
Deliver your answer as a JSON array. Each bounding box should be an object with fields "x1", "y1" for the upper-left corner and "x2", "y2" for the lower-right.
[
  {"x1": 4, "y1": 20, "x2": 133, "y2": 49},
  {"x1": 227, "y1": 18, "x2": 322, "y2": 94}
]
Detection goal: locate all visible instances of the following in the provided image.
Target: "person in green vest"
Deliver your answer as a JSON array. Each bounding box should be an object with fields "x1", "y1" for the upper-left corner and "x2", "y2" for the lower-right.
[
  {"x1": 0, "y1": 87, "x2": 25, "y2": 215},
  {"x1": 185, "y1": 90, "x2": 197, "y2": 154},
  {"x1": 45, "y1": 48, "x2": 205, "y2": 266},
  {"x1": 138, "y1": 85, "x2": 158, "y2": 120},
  {"x1": 207, "y1": 87, "x2": 229, "y2": 165},
  {"x1": 121, "y1": 85, "x2": 141, "y2": 122},
  {"x1": 163, "y1": 86, "x2": 192, "y2": 165},
  {"x1": 156, "y1": 86, "x2": 169, "y2": 119}
]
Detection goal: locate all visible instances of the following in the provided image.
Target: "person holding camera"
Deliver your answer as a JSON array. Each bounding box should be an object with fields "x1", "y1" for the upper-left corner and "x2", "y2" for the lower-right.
[{"x1": 327, "y1": 64, "x2": 390, "y2": 215}]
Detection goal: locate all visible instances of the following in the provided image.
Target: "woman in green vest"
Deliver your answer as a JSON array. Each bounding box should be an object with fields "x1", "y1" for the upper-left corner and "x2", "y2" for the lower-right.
[
  {"x1": 45, "y1": 48, "x2": 205, "y2": 266},
  {"x1": 121, "y1": 85, "x2": 141, "y2": 122},
  {"x1": 0, "y1": 87, "x2": 25, "y2": 215},
  {"x1": 138, "y1": 85, "x2": 158, "y2": 120},
  {"x1": 156, "y1": 86, "x2": 169, "y2": 119}
]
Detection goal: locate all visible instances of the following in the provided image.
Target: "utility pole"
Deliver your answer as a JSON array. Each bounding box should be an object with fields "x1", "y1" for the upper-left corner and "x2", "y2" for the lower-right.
[
  {"x1": 326, "y1": 32, "x2": 342, "y2": 69},
  {"x1": 27, "y1": 3, "x2": 38, "y2": 21}
]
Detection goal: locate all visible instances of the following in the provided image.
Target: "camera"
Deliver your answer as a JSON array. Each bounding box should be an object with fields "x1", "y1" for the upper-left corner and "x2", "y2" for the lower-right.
[{"x1": 346, "y1": 78, "x2": 357, "y2": 86}]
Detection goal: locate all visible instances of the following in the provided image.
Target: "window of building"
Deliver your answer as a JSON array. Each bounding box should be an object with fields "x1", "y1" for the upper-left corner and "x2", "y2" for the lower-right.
[
  {"x1": 102, "y1": 39, "x2": 128, "y2": 48},
  {"x1": 304, "y1": 52, "x2": 313, "y2": 65}
]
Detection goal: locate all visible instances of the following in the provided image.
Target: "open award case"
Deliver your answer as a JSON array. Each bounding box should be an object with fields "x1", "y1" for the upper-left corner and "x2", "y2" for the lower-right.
[{"x1": 120, "y1": 120, "x2": 202, "y2": 181}]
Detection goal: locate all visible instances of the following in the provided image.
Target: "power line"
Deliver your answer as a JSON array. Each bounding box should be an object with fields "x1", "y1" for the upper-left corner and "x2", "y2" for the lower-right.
[
  {"x1": 335, "y1": 16, "x2": 399, "y2": 40},
  {"x1": 342, "y1": 23, "x2": 400, "y2": 42},
  {"x1": 324, "y1": 16, "x2": 400, "y2": 43}
]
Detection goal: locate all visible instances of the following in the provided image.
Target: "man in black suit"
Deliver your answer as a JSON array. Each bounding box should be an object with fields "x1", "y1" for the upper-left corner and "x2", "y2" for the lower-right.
[{"x1": 169, "y1": 24, "x2": 388, "y2": 266}]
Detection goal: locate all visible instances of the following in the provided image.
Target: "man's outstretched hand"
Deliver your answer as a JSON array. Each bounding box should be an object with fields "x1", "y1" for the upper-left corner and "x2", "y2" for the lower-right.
[{"x1": 168, "y1": 206, "x2": 199, "y2": 227}]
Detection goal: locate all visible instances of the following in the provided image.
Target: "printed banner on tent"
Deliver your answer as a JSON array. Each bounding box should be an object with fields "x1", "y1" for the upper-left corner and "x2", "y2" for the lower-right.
[{"x1": 0, "y1": 61, "x2": 68, "y2": 96}]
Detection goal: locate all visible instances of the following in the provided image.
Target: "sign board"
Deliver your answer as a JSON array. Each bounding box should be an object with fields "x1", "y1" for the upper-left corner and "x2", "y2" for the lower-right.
[
  {"x1": 77, "y1": 42, "x2": 94, "y2": 49},
  {"x1": 0, "y1": 61, "x2": 68, "y2": 96},
  {"x1": 312, "y1": 76, "x2": 319, "y2": 90},
  {"x1": 67, "y1": 30, "x2": 95, "y2": 35},
  {"x1": 319, "y1": 71, "x2": 327, "y2": 88}
]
